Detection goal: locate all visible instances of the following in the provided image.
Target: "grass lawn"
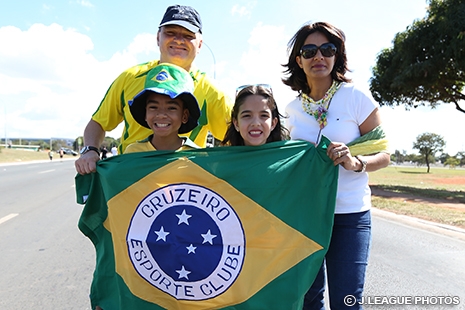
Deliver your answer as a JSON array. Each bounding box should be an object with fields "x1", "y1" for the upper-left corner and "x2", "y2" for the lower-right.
[
  {"x1": 369, "y1": 165, "x2": 465, "y2": 229},
  {"x1": 0, "y1": 147, "x2": 76, "y2": 163}
]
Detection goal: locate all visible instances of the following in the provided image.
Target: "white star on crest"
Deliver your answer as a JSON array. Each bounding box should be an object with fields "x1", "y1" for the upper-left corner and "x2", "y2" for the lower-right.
[
  {"x1": 176, "y1": 209, "x2": 192, "y2": 225},
  {"x1": 154, "y1": 226, "x2": 170, "y2": 241},
  {"x1": 201, "y1": 229, "x2": 217, "y2": 245},
  {"x1": 176, "y1": 265, "x2": 191, "y2": 280},
  {"x1": 186, "y1": 244, "x2": 197, "y2": 254}
]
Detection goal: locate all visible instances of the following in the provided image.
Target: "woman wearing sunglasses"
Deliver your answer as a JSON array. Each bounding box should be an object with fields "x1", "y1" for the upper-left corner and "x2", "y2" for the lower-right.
[{"x1": 282, "y1": 22, "x2": 390, "y2": 309}]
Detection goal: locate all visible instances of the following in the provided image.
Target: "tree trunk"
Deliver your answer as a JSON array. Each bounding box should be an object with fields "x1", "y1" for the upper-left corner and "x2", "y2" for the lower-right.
[{"x1": 425, "y1": 155, "x2": 431, "y2": 173}]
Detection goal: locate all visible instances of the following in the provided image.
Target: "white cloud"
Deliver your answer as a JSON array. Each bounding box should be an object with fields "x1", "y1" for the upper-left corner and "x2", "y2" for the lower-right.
[
  {"x1": 126, "y1": 33, "x2": 158, "y2": 56},
  {"x1": 0, "y1": 23, "x2": 153, "y2": 139},
  {"x1": 41, "y1": 4, "x2": 52, "y2": 11},
  {"x1": 76, "y1": 0, "x2": 94, "y2": 8},
  {"x1": 0, "y1": 23, "x2": 94, "y2": 83},
  {"x1": 205, "y1": 22, "x2": 298, "y2": 114},
  {"x1": 235, "y1": 23, "x2": 296, "y2": 109},
  {"x1": 231, "y1": 2, "x2": 256, "y2": 18}
]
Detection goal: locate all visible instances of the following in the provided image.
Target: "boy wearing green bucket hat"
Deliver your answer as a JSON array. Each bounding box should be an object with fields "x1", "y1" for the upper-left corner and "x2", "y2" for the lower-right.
[{"x1": 125, "y1": 63, "x2": 201, "y2": 153}]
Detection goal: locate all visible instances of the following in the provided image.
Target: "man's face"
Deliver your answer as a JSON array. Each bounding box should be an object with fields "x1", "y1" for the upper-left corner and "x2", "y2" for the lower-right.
[{"x1": 157, "y1": 25, "x2": 202, "y2": 71}]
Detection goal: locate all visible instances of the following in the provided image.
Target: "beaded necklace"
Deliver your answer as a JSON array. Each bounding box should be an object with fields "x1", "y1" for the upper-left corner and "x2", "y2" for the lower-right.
[{"x1": 301, "y1": 80, "x2": 341, "y2": 129}]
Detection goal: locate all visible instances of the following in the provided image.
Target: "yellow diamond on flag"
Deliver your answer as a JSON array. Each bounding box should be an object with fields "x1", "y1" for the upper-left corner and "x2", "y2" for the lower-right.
[{"x1": 105, "y1": 157, "x2": 323, "y2": 309}]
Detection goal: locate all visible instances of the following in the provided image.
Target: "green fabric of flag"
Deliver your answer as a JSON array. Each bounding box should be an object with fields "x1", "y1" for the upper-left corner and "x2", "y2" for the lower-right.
[{"x1": 76, "y1": 138, "x2": 338, "y2": 310}]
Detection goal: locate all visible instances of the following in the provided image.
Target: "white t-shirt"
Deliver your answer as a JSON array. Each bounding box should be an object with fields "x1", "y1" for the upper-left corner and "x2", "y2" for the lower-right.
[{"x1": 285, "y1": 83, "x2": 378, "y2": 214}]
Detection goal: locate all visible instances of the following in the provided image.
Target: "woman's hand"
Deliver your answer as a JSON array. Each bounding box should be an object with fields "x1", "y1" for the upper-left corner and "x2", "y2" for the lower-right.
[{"x1": 326, "y1": 142, "x2": 361, "y2": 171}]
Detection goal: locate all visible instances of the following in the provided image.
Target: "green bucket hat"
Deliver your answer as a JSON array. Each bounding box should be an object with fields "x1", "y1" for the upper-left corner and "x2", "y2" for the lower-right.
[{"x1": 129, "y1": 63, "x2": 200, "y2": 134}]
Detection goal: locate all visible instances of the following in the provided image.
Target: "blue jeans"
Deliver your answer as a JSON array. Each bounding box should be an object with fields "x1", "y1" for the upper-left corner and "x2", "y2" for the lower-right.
[{"x1": 303, "y1": 210, "x2": 371, "y2": 310}]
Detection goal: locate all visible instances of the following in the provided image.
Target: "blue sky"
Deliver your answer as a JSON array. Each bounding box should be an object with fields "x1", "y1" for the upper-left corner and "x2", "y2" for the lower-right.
[{"x1": 0, "y1": 0, "x2": 463, "y2": 154}]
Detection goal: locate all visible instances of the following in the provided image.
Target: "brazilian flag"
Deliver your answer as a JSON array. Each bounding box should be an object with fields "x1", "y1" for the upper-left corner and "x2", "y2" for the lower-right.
[{"x1": 76, "y1": 138, "x2": 338, "y2": 310}]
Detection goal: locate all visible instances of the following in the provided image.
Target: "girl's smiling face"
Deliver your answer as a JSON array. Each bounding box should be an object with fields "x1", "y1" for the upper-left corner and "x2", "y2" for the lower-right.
[{"x1": 233, "y1": 94, "x2": 278, "y2": 146}]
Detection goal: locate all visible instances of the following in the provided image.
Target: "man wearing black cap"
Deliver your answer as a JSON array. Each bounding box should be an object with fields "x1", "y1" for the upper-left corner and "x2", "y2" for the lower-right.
[
  {"x1": 75, "y1": 4, "x2": 232, "y2": 175},
  {"x1": 157, "y1": 4, "x2": 203, "y2": 73}
]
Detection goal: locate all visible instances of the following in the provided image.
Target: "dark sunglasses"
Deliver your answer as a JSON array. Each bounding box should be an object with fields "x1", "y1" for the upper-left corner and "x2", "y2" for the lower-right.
[
  {"x1": 300, "y1": 43, "x2": 337, "y2": 59},
  {"x1": 235, "y1": 83, "x2": 273, "y2": 97}
]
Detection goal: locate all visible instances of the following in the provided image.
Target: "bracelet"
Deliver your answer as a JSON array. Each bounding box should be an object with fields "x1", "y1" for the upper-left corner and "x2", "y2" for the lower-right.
[{"x1": 354, "y1": 155, "x2": 367, "y2": 173}]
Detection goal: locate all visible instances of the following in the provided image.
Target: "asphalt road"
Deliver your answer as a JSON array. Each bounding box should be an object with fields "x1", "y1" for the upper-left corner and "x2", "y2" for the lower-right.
[
  {"x1": 0, "y1": 159, "x2": 94, "y2": 309},
  {"x1": 0, "y1": 159, "x2": 464, "y2": 309},
  {"x1": 365, "y1": 210, "x2": 465, "y2": 310}
]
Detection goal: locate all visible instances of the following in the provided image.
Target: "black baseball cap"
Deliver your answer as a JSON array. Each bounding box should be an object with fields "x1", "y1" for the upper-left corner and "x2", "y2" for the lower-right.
[{"x1": 159, "y1": 5, "x2": 202, "y2": 34}]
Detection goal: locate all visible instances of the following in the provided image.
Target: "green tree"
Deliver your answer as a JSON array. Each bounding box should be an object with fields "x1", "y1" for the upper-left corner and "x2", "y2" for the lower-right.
[
  {"x1": 438, "y1": 152, "x2": 450, "y2": 164},
  {"x1": 404, "y1": 153, "x2": 419, "y2": 164},
  {"x1": 37, "y1": 139, "x2": 49, "y2": 150},
  {"x1": 456, "y1": 151, "x2": 465, "y2": 167},
  {"x1": 413, "y1": 132, "x2": 445, "y2": 173},
  {"x1": 392, "y1": 149, "x2": 407, "y2": 163},
  {"x1": 73, "y1": 136, "x2": 120, "y2": 152},
  {"x1": 102, "y1": 136, "x2": 119, "y2": 149},
  {"x1": 370, "y1": 0, "x2": 465, "y2": 113},
  {"x1": 74, "y1": 136, "x2": 83, "y2": 151},
  {"x1": 444, "y1": 157, "x2": 459, "y2": 168},
  {"x1": 51, "y1": 140, "x2": 60, "y2": 151}
]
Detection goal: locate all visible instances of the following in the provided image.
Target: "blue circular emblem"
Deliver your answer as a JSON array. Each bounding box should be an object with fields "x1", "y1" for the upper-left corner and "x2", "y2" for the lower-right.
[{"x1": 127, "y1": 183, "x2": 245, "y2": 301}]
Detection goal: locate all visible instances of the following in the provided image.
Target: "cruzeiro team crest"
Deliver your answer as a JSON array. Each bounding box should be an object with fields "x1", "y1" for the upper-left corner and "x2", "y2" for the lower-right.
[{"x1": 127, "y1": 183, "x2": 245, "y2": 301}]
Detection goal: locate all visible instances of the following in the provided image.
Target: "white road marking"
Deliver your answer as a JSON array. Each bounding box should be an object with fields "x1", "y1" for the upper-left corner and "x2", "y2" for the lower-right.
[
  {"x1": 0, "y1": 213, "x2": 19, "y2": 225},
  {"x1": 39, "y1": 169, "x2": 55, "y2": 174}
]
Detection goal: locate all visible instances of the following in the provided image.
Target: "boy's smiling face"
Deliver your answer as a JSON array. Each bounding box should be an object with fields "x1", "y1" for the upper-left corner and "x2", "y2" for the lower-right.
[{"x1": 144, "y1": 92, "x2": 189, "y2": 137}]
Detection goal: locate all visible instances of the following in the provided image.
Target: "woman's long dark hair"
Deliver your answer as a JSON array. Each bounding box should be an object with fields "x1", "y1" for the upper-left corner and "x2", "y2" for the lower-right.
[
  {"x1": 221, "y1": 85, "x2": 288, "y2": 146},
  {"x1": 282, "y1": 21, "x2": 352, "y2": 95}
]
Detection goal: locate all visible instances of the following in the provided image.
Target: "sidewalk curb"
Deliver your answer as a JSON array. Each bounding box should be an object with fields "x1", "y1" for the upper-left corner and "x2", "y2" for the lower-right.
[{"x1": 372, "y1": 207, "x2": 465, "y2": 242}]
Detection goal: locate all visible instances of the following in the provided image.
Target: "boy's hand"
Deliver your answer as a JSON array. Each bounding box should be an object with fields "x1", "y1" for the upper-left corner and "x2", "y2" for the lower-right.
[{"x1": 75, "y1": 152, "x2": 100, "y2": 175}]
